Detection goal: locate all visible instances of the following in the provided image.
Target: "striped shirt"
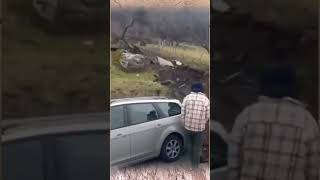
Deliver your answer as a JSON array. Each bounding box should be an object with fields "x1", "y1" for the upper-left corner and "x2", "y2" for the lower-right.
[
  {"x1": 181, "y1": 92, "x2": 210, "y2": 132},
  {"x1": 228, "y1": 96, "x2": 320, "y2": 180}
]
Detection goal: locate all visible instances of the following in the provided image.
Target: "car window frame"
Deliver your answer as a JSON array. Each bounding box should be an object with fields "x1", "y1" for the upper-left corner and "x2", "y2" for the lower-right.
[
  {"x1": 111, "y1": 105, "x2": 128, "y2": 130},
  {"x1": 2, "y1": 129, "x2": 109, "y2": 145},
  {"x1": 125, "y1": 103, "x2": 161, "y2": 126}
]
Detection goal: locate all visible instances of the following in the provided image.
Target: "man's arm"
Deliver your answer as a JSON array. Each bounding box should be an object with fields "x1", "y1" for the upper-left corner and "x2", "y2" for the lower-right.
[
  {"x1": 304, "y1": 112, "x2": 320, "y2": 180},
  {"x1": 228, "y1": 108, "x2": 248, "y2": 180}
]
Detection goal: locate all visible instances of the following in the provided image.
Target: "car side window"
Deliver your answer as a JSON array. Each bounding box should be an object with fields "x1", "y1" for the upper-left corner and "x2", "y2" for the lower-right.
[
  {"x1": 157, "y1": 102, "x2": 181, "y2": 117},
  {"x1": 127, "y1": 103, "x2": 159, "y2": 125},
  {"x1": 111, "y1": 105, "x2": 125, "y2": 130},
  {"x1": 3, "y1": 140, "x2": 45, "y2": 180},
  {"x1": 53, "y1": 133, "x2": 108, "y2": 180},
  {"x1": 211, "y1": 131, "x2": 228, "y2": 169}
]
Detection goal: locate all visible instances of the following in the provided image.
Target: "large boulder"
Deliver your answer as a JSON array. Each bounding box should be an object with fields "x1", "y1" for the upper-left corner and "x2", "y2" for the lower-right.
[{"x1": 120, "y1": 52, "x2": 146, "y2": 72}]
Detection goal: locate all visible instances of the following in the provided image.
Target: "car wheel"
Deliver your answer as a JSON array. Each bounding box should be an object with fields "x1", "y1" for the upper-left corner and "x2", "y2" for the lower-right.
[{"x1": 160, "y1": 134, "x2": 183, "y2": 162}]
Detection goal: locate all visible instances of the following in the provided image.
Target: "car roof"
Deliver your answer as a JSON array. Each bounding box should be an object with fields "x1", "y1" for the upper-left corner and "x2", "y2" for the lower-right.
[
  {"x1": 1, "y1": 113, "x2": 109, "y2": 143},
  {"x1": 110, "y1": 96, "x2": 181, "y2": 106}
]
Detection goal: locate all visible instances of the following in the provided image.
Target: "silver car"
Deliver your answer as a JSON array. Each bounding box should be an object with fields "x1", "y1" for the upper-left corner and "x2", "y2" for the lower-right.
[
  {"x1": 110, "y1": 97, "x2": 186, "y2": 166},
  {"x1": 2, "y1": 113, "x2": 109, "y2": 180}
]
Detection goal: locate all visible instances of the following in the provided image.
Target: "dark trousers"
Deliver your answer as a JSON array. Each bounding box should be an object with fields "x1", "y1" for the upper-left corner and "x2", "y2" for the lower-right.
[{"x1": 186, "y1": 130, "x2": 204, "y2": 168}]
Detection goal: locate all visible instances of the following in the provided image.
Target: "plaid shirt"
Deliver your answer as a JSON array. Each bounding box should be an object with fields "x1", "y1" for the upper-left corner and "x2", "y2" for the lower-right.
[
  {"x1": 181, "y1": 92, "x2": 210, "y2": 132},
  {"x1": 228, "y1": 96, "x2": 320, "y2": 180}
]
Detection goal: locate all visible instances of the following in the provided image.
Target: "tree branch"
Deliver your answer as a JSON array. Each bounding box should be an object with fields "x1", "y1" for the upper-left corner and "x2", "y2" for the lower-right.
[
  {"x1": 121, "y1": 18, "x2": 136, "y2": 40},
  {"x1": 112, "y1": 0, "x2": 122, "y2": 8}
]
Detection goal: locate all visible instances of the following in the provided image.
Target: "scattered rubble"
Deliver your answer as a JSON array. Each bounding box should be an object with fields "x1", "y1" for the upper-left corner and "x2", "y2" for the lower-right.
[
  {"x1": 119, "y1": 51, "x2": 179, "y2": 71},
  {"x1": 115, "y1": 49, "x2": 209, "y2": 101},
  {"x1": 157, "y1": 56, "x2": 174, "y2": 67},
  {"x1": 173, "y1": 60, "x2": 183, "y2": 66}
]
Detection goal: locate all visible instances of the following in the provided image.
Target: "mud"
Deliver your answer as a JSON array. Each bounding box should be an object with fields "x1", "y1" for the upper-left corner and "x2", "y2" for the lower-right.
[
  {"x1": 154, "y1": 65, "x2": 209, "y2": 101},
  {"x1": 117, "y1": 47, "x2": 210, "y2": 101}
]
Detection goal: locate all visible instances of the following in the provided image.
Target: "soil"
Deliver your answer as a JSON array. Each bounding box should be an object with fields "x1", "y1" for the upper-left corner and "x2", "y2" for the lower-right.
[
  {"x1": 155, "y1": 65, "x2": 209, "y2": 101},
  {"x1": 138, "y1": 48, "x2": 210, "y2": 101}
]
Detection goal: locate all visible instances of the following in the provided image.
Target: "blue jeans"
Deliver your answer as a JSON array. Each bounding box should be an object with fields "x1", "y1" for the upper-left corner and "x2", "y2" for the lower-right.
[{"x1": 186, "y1": 130, "x2": 204, "y2": 168}]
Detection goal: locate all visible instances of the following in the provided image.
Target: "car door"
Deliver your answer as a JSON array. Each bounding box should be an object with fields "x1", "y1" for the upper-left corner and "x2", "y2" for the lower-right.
[
  {"x1": 3, "y1": 139, "x2": 46, "y2": 180},
  {"x1": 110, "y1": 105, "x2": 131, "y2": 165},
  {"x1": 51, "y1": 131, "x2": 108, "y2": 180},
  {"x1": 127, "y1": 103, "x2": 162, "y2": 160}
]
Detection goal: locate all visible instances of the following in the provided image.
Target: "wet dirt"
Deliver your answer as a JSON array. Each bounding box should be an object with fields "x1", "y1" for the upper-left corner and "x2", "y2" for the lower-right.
[{"x1": 155, "y1": 65, "x2": 209, "y2": 101}]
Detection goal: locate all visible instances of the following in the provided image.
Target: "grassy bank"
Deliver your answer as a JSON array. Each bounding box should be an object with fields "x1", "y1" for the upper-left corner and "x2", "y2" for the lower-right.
[
  {"x1": 142, "y1": 44, "x2": 210, "y2": 71},
  {"x1": 110, "y1": 51, "x2": 169, "y2": 98}
]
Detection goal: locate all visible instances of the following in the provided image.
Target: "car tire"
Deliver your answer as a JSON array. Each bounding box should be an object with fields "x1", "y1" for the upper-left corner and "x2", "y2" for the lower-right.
[{"x1": 160, "y1": 134, "x2": 183, "y2": 162}]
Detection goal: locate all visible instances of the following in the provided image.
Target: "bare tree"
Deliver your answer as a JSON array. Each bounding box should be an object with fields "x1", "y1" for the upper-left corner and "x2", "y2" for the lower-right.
[
  {"x1": 112, "y1": 0, "x2": 209, "y2": 52},
  {"x1": 117, "y1": 8, "x2": 149, "y2": 53},
  {"x1": 111, "y1": 0, "x2": 123, "y2": 8}
]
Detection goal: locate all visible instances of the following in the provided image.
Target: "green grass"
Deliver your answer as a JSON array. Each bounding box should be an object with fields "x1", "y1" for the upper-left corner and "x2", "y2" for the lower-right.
[
  {"x1": 111, "y1": 51, "x2": 169, "y2": 98},
  {"x1": 110, "y1": 43, "x2": 209, "y2": 98},
  {"x1": 142, "y1": 44, "x2": 210, "y2": 71},
  {"x1": 3, "y1": 2, "x2": 108, "y2": 118}
]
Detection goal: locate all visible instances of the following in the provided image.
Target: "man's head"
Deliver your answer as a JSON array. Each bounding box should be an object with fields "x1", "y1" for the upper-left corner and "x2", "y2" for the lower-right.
[
  {"x1": 191, "y1": 82, "x2": 204, "y2": 93},
  {"x1": 260, "y1": 64, "x2": 297, "y2": 99}
]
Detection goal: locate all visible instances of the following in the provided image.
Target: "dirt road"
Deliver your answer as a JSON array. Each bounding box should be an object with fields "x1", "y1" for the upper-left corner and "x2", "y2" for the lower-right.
[{"x1": 110, "y1": 154, "x2": 209, "y2": 180}]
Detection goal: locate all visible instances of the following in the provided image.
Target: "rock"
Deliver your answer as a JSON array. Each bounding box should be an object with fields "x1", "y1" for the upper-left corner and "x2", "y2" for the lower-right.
[
  {"x1": 173, "y1": 60, "x2": 183, "y2": 66},
  {"x1": 120, "y1": 52, "x2": 146, "y2": 71},
  {"x1": 157, "y1": 56, "x2": 174, "y2": 67},
  {"x1": 153, "y1": 74, "x2": 160, "y2": 81}
]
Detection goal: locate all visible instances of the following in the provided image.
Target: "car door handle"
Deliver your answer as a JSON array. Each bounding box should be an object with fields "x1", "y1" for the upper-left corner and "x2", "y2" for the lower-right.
[
  {"x1": 117, "y1": 133, "x2": 127, "y2": 137},
  {"x1": 157, "y1": 124, "x2": 161, "y2": 127}
]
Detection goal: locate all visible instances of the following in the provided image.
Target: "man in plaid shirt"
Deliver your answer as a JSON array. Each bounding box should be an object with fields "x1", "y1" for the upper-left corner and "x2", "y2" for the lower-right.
[
  {"x1": 181, "y1": 82, "x2": 210, "y2": 168},
  {"x1": 229, "y1": 65, "x2": 320, "y2": 180}
]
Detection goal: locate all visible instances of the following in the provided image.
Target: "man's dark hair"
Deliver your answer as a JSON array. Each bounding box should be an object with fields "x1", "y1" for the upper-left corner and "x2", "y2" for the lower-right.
[
  {"x1": 260, "y1": 64, "x2": 297, "y2": 98},
  {"x1": 191, "y1": 82, "x2": 204, "y2": 93}
]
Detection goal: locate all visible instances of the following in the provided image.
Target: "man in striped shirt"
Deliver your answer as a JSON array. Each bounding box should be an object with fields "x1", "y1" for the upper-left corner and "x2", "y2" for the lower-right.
[
  {"x1": 181, "y1": 82, "x2": 210, "y2": 168},
  {"x1": 228, "y1": 65, "x2": 320, "y2": 180}
]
